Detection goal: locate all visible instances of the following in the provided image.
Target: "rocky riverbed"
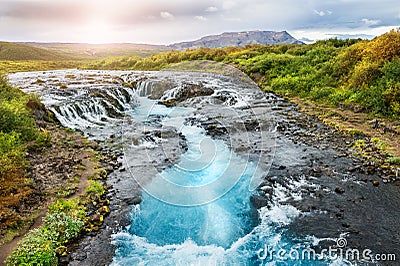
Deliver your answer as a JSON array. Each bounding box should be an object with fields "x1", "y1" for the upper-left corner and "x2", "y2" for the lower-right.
[{"x1": 8, "y1": 69, "x2": 400, "y2": 265}]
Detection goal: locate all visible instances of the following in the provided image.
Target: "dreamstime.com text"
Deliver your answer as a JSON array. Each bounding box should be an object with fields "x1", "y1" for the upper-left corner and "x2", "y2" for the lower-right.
[{"x1": 256, "y1": 238, "x2": 396, "y2": 263}]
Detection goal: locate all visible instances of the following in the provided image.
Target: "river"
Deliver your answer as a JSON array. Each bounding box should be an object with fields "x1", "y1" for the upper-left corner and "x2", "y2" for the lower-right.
[{"x1": 9, "y1": 70, "x2": 400, "y2": 266}]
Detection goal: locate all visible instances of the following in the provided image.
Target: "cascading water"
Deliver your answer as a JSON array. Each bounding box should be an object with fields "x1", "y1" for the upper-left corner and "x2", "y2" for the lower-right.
[
  {"x1": 8, "y1": 70, "x2": 352, "y2": 266},
  {"x1": 111, "y1": 95, "x2": 262, "y2": 265}
]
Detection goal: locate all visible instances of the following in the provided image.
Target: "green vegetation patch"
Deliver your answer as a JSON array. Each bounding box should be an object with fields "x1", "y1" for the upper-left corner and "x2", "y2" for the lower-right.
[
  {"x1": 82, "y1": 29, "x2": 400, "y2": 118},
  {"x1": 6, "y1": 181, "x2": 107, "y2": 265}
]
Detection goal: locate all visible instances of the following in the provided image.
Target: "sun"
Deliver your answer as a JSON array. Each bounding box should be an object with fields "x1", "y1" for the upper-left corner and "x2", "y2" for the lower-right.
[{"x1": 82, "y1": 19, "x2": 115, "y2": 44}]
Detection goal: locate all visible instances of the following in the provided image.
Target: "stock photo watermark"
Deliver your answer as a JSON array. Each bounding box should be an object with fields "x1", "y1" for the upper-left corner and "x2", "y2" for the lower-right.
[{"x1": 256, "y1": 238, "x2": 397, "y2": 263}]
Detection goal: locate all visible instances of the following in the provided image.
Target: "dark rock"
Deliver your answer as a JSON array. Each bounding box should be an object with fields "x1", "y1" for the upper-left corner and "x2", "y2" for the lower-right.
[
  {"x1": 342, "y1": 223, "x2": 350, "y2": 228},
  {"x1": 334, "y1": 187, "x2": 345, "y2": 194},
  {"x1": 250, "y1": 195, "x2": 269, "y2": 209},
  {"x1": 159, "y1": 82, "x2": 214, "y2": 106},
  {"x1": 123, "y1": 197, "x2": 142, "y2": 205}
]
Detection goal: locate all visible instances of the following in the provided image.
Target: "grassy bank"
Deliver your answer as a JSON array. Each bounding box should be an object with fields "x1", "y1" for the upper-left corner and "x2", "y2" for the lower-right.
[
  {"x1": 0, "y1": 75, "x2": 44, "y2": 227},
  {"x1": 0, "y1": 76, "x2": 109, "y2": 265},
  {"x1": 6, "y1": 177, "x2": 108, "y2": 265}
]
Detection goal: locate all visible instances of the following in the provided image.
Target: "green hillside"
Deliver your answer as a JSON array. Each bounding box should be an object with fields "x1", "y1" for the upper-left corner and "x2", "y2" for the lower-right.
[
  {"x1": 84, "y1": 29, "x2": 400, "y2": 118},
  {"x1": 0, "y1": 42, "x2": 73, "y2": 61},
  {"x1": 23, "y1": 42, "x2": 169, "y2": 59}
]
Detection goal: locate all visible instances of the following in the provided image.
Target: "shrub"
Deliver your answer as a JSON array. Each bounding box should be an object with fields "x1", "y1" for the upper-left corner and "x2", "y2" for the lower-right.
[
  {"x1": 42, "y1": 211, "x2": 84, "y2": 243},
  {"x1": 86, "y1": 180, "x2": 105, "y2": 199},
  {"x1": 333, "y1": 41, "x2": 367, "y2": 79},
  {"x1": 381, "y1": 58, "x2": 400, "y2": 82},
  {"x1": 349, "y1": 60, "x2": 381, "y2": 88},
  {"x1": 310, "y1": 87, "x2": 335, "y2": 101},
  {"x1": 270, "y1": 75, "x2": 314, "y2": 97},
  {"x1": 7, "y1": 210, "x2": 84, "y2": 265},
  {"x1": 6, "y1": 228, "x2": 58, "y2": 266},
  {"x1": 48, "y1": 198, "x2": 86, "y2": 220},
  {"x1": 0, "y1": 75, "x2": 38, "y2": 141},
  {"x1": 363, "y1": 29, "x2": 400, "y2": 62},
  {"x1": 387, "y1": 157, "x2": 400, "y2": 165},
  {"x1": 382, "y1": 83, "x2": 400, "y2": 116},
  {"x1": 0, "y1": 132, "x2": 26, "y2": 177}
]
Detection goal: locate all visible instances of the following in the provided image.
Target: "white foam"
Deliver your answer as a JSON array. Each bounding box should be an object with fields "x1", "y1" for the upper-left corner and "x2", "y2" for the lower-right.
[{"x1": 259, "y1": 204, "x2": 301, "y2": 226}]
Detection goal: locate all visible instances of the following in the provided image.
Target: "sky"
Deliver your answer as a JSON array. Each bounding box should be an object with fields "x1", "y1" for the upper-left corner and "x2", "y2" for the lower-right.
[{"x1": 0, "y1": 0, "x2": 399, "y2": 44}]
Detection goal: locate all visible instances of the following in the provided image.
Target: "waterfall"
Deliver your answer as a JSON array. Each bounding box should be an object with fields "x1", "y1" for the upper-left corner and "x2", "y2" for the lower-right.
[{"x1": 8, "y1": 70, "x2": 352, "y2": 266}]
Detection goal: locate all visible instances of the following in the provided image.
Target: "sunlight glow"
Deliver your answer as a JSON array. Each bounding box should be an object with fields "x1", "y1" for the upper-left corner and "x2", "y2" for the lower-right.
[{"x1": 82, "y1": 18, "x2": 115, "y2": 44}]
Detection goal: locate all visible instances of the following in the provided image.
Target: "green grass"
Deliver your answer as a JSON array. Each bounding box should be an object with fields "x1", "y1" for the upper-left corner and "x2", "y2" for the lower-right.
[
  {"x1": 0, "y1": 60, "x2": 83, "y2": 73},
  {"x1": 81, "y1": 29, "x2": 400, "y2": 118},
  {"x1": 387, "y1": 157, "x2": 400, "y2": 166},
  {"x1": 86, "y1": 180, "x2": 105, "y2": 200}
]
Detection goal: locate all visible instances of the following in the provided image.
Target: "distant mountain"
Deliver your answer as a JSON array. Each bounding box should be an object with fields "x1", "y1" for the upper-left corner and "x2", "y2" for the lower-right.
[
  {"x1": 327, "y1": 34, "x2": 375, "y2": 40},
  {"x1": 300, "y1": 34, "x2": 375, "y2": 44},
  {"x1": 0, "y1": 42, "x2": 72, "y2": 60},
  {"x1": 169, "y1": 31, "x2": 303, "y2": 50}
]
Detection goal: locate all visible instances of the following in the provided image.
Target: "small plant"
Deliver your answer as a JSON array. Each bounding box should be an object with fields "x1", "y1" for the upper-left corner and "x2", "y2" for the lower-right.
[
  {"x1": 86, "y1": 180, "x2": 105, "y2": 199},
  {"x1": 34, "y1": 129, "x2": 52, "y2": 148},
  {"x1": 387, "y1": 157, "x2": 400, "y2": 166},
  {"x1": 42, "y1": 211, "x2": 84, "y2": 243},
  {"x1": 56, "y1": 186, "x2": 76, "y2": 197},
  {"x1": 353, "y1": 139, "x2": 366, "y2": 148},
  {"x1": 48, "y1": 198, "x2": 86, "y2": 220},
  {"x1": 347, "y1": 128, "x2": 366, "y2": 136},
  {"x1": 7, "y1": 204, "x2": 85, "y2": 265},
  {"x1": 64, "y1": 127, "x2": 75, "y2": 133},
  {"x1": 371, "y1": 137, "x2": 387, "y2": 151}
]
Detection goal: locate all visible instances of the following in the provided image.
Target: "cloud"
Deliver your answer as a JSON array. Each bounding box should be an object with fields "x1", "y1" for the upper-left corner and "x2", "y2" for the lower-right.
[
  {"x1": 0, "y1": 1, "x2": 88, "y2": 23},
  {"x1": 361, "y1": 18, "x2": 381, "y2": 26},
  {"x1": 0, "y1": 0, "x2": 398, "y2": 44},
  {"x1": 313, "y1": 10, "x2": 333, "y2": 17},
  {"x1": 223, "y1": 17, "x2": 241, "y2": 22},
  {"x1": 195, "y1": 16, "x2": 207, "y2": 21},
  {"x1": 205, "y1": 6, "x2": 218, "y2": 12},
  {"x1": 160, "y1": 11, "x2": 174, "y2": 20},
  {"x1": 314, "y1": 10, "x2": 326, "y2": 16},
  {"x1": 222, "y1": 1, "x2": 238, "y2": 10}
]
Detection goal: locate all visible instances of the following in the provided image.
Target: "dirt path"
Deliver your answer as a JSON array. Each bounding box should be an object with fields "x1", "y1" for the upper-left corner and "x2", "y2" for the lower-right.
[{"x1": 0, "y1": 125, "x2": 98, "y2": 265}]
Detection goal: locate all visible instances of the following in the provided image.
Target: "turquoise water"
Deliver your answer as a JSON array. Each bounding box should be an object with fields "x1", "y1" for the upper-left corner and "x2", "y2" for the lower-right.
[{"x1": 111, "y1": 97, "x2": 340, "y2": 265}]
